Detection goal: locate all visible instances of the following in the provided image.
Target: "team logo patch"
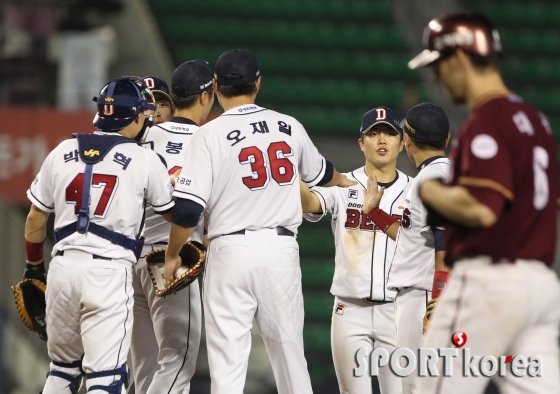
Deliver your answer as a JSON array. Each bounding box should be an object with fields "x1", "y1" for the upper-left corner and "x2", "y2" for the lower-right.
[
  {"x1": 470, "y1": 134, "x2": 498, "y2": 159},
  {"x1": 84, "y1": 149, "x2": 100, "y2": 157},
  {"x1": 348, "y1": 189, "x2": 358, "y2": 199},
  {"x1": 335, "y1": 303, "x2": 346, "y2": 315}
]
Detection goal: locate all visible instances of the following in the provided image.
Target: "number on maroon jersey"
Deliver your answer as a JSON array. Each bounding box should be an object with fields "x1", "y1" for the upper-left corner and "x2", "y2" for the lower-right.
[
  {"x1": 533, "y1": 146, "x2": 549, "y2": 210},
  {"x1": 66, "y1": 173, "x2": 119, "y2": 217},
  {"x1": 401, "y1": 208, "x2": 412, "y2": 228},
  {"x1": 238, "y1": 141, "x2": 296, "y2": 191}
]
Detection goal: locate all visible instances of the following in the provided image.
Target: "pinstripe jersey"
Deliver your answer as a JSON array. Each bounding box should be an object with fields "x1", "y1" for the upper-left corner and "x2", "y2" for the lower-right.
[
  {"x1": 142, "y1": 118, "x2": 204, "y2": 245},
  {"x1": 387, "y1": 157, "x2": 450, "y2": 291},
  {"x1": 304, "y1": 167, "x2": 411, "y2": 300}
]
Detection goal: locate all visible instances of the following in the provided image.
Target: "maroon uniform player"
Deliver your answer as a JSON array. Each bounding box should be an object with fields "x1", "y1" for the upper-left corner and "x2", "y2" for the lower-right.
[{"x1": 408, "y1": 12, "x2": 560, "y2": 394}]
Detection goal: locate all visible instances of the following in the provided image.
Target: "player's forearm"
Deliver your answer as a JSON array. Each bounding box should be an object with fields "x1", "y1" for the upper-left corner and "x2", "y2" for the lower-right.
[
  {"x1": 24, "y1": 205, "x2": 49, "y2": 244},
  {"x1": 166, "y1": 223, "x2": 195, "y2": 257},
  {"x1": 300, "y1": 180, "x2": 323, "y2": 214},
  {"x1": 385, "y1": 221, "x2": 399, "y2": 241},
  {"x1": 420, "y1": 180, "x2": 497, "y2": 228},
  {"x1": 435, "y1": 251, "x2": 450, "y2": 272}
]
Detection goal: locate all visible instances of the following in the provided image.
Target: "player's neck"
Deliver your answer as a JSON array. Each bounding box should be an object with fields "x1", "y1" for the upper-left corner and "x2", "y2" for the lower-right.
[
  {"x1": 364, "y1": 161, "x2": 397, "y2": 183},
  {"x1": 466, "y1": 71, "x2": 510, "y2": 111},
  {"x1": 219, "y1": 95, "x2": 256, "y2": 112},
  {"x1": 173, "y1": 109, "x2": 200, "y2": 125},
  {"x1": 413, "y1": 150, "x2": 445, "y2": 168}
]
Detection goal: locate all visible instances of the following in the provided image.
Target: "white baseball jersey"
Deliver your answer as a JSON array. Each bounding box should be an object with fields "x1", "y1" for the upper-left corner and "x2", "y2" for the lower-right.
[
  {"x1": 304, "y1": 167, "x2": 411, "y2": 300},
  {"x1": 386, "y1": 157, "x2": 450, "y2": 291},
  {"x1": 27, "y1": 133, "x2": 174, "y2": 263},
  {"x1": 142, "y1": 119, "x2": 204, "y2": 245},
  {"x1": 173, "y1": 104, "x2": 328, "y2": 238}
]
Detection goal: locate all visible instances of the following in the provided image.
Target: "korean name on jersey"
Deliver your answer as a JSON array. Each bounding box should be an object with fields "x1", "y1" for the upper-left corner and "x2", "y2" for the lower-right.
[
  {"x1": 386, "y1": 158, "x2": 450, "y2": 291},
  {"x1": 305, "y1": 168, "x2": 411, "y2": 301},
  {"x1": 27, "y1": 135, "x2": 174, "y2": 263},
  {"x1": 173, "y1": 104, "x2": 328, "y2": 239},
  {"x1": 142, "y1": 120, "x2": 205, "y2": 245}
]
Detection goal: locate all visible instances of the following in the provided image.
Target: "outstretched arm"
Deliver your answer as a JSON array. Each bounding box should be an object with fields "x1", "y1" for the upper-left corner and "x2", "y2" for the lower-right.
[
  {"x1": 300, "y1": 179, "x2": 323, "y2": 214},
  {"x1": 419, "y1": 180, "x2": 497, "y2": 228}
]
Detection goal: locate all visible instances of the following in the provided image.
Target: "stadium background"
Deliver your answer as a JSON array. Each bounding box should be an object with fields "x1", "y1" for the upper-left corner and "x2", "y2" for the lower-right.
[{"x1": 0, "y1": 0, "x2": 558, "y2": 393}]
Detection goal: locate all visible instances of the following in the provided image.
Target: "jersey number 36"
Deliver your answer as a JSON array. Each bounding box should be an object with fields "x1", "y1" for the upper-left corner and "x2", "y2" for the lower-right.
[{"x1": 239, "y1": 141, "x2": 296, "y2": 190}]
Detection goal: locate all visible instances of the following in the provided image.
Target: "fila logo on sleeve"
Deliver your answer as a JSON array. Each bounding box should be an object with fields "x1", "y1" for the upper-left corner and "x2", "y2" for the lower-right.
[{"x1": 376, "y1": 108, "x2": 386, "y2": 120}]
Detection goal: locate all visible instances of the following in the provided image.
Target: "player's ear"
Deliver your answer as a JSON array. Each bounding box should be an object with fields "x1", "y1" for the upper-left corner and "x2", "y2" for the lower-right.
[
  {"x1": 358, "y1": 135, "x2": 364, "y2": 151},
  {"x1": 445, "y1": 132, "x2": 451, "y2": 148},
  {"x1": 254, "y1": 76, "x2": 261, "y2": 95}
]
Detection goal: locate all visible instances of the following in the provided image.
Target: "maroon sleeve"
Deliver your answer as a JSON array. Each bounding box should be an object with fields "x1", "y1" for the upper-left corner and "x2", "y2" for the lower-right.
[{"x1": 457, "y1": 117, "x2": 514, "y2": 212}]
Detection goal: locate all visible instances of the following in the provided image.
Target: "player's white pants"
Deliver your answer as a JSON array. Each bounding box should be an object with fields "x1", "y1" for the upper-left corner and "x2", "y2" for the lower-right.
[
  {"x1": 42, "y1": 250, "x2": 133, "y2": 394},
  {"x1": 394, "y1": 287, "x2": 430, "y2": 394},
  {"x1": 331, "y1": 296, "x2": 403, "y2": 394},
  {"x1": 418, "y1": 257, "x2": 560, "y2": 394},
  {"x1": 203, "y1": 229, "x2": 313, "y2": 394},
  {"x1": 129, "y1": 248, "x2": 202, "y2": 394}
]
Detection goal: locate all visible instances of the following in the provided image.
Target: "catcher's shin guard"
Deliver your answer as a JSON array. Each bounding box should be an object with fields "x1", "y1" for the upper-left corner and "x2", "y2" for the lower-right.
[
  {"x1": 45, "y1": 359, "x2": 84, "y2": 394},
  {"x1": 86, "y1": 363, "x2": 129, "y2": 393}
]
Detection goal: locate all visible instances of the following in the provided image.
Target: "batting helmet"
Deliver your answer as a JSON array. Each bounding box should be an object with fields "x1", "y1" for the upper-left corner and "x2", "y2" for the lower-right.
[
  {"x1": 408, "y1": 12, "x2": 503, "y2": 70},
  {"x1": 93, "y1": 77, "x2": 157, "y2": 132}
]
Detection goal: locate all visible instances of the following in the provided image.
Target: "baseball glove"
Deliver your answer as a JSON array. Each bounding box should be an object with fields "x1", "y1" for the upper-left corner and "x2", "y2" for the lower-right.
[
  {"x1": 12, "y1": 278, "x2": 47, "y2": 340},
  {"x1": 423, "y1": 298, "x2": 438, "y2": 333},
  {"x1": 146, "y1": 241, "x2": 206, "y2": 297}
]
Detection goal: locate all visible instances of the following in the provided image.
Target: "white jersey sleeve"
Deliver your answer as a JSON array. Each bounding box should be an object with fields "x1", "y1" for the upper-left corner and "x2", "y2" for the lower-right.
[
  {"x1": 303, "y1": 186, "x2": 337, "y2": 223},
  {"x1": 173, "y1": 104, "x2": 328, "y2": 239},
  {"x1": 28, "y1": 144, "x2": 59, "y2": 212},
  {"x1": 295, "y1": 119, "x2": 327, "y2": 187},
  {"x1": 387, "y1": 158, "x2": 450, "y2": 291},
  {"x1": 173, "y1": 125, "x2": 212, "y2": 209},
  {"x1": 305, "y1": 168, "x2": 411, "y2": 300}
]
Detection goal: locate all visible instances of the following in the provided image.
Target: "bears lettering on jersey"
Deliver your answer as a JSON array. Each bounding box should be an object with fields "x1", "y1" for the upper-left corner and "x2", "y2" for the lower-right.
[{"x1": 345, "y1": 208, "x2": 402, "y2": 232}]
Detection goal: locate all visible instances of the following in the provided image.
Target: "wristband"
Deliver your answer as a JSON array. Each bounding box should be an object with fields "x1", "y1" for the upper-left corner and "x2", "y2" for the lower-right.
[
  {"x1": 365, "y1": 208, "x2": 398, "y2": 232},
  {"x1": 432, "y1": 271, "x2": 449, "y2": 298},
  {"x1": 25, "y1": 238, "x2": 44, "y2": 263}
]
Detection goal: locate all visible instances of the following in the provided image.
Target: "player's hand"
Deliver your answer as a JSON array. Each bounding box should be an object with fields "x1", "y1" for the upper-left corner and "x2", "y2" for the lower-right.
[
  {"x1": 170, "y1": 169, "x2": 181, "y2": 187},
  {"x1": 336, "y1": 175, "x2": 358, "y2": 188},
  {"x1": 423, "y1": 298, "x2": 438, "y2": 333},
  {"x1": 363, "y1": 174, "x2": 385, "y2": 213},
  {"x1": 164, "y1": 253, "x2": 182, "y2": 285}
]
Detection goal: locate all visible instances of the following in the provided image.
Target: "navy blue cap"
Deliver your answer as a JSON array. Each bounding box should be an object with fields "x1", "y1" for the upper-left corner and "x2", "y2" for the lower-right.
[
  {"x1": 402, "y1": 102, "x2": 449, "y2": 144},
  {"x1": 142, "y1": 76, "x2": 172, "y2": 102},
  {"x1": 360, "y1": 106, "x2": 403, "y2": 135},
  {"x1": 215, "y1": 49, "x2": 260, "y2": 85},
  {"x1": 171, "y1": 60, "x2": 213, "y2": 97}
]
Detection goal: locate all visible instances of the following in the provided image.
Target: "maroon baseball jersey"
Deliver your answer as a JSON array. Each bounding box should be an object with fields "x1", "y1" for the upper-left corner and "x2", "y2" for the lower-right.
[{"x1": 445, "y1": 94, "x2": 558, "y2": 266}]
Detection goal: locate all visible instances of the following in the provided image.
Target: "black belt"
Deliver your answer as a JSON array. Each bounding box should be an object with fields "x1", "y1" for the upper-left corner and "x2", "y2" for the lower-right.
[
  {"x1": 363, "y1": 298, "x2": 391, "y2": 305},
  {"x1": 56, "y1": 250, "x2": 112, "y2": 261},
  {"x1": 223, "y1": 226, "x2": 294, "y2": 237}
]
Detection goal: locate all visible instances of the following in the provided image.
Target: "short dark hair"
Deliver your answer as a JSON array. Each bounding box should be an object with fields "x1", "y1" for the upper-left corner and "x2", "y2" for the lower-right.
[
  {"x1": 216, "y1": 74, "x2": 258, "y2": 98},
  {"x1": 465, "y1": 52, "x2": 501, "y2": 71},
  {"x1": 171, "y1": 85, "x2": 214, "y2": 110},
  {"x1": 409, "y1": 135, "x2": 447, "y2": 151}
]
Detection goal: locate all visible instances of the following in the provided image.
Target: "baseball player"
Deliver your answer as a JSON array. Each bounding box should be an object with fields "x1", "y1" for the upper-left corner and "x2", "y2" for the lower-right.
[
  {"x1": 407, "y1": 12, "x2": 560, "y2": 394},
  {"x1": 142, "y1": 76, "x2": 174, "y2": 125},
  {"x1": 363, "y1": 102, "x2": 451, "y2": 394},
  {"x1": 129, "y1": 63, "x2": 214, "y2": 394},
  {"x1": 300, "y1": 106, "x2": 410, "y2": 393},
  {"x1": 24, "y1": 77, "x2": 175, "y2": 394},
  {"x1": 163, "y1": 49, "x2": 356, "y2": 394}
]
